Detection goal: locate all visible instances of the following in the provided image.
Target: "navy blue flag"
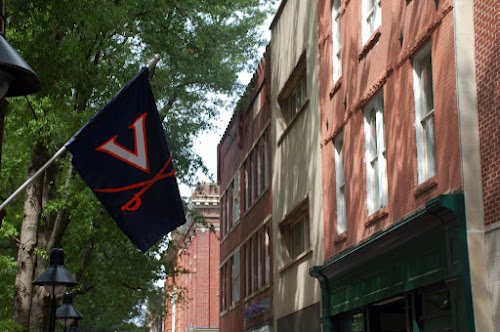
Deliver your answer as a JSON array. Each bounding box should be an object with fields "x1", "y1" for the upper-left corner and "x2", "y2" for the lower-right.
[{"x1": 65, "y1": 67, "x2": 186, "y2": 252}]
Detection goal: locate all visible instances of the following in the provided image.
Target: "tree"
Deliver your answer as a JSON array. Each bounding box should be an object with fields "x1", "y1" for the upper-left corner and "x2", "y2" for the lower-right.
[{"x1": 0, "y1": 0, "x2": 274, "y2": 329}]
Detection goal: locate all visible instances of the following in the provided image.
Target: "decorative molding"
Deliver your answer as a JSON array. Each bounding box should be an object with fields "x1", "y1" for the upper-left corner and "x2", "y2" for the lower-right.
[
  {"x1": 365, "y1": 206, "x2": 389, "y2": 227},
  {"x1": 359, "y1": 30, "x2": 381, "y2": 61},
  {"x1": 395, "y1": 1, "x2": 453, "y2": 70},
  {"x1": 329, "y1": 78, "x2": 342, "y2": 99}
]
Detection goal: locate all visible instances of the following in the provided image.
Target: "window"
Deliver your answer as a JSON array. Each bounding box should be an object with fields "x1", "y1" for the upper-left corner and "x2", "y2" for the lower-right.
[
  {"x1": 250, "y1": 237, "x2": 255, "y2": 293},
  {"x1": 245, "y1": 243, "x2": 250, "y2": 296},
  {"x1": 265, "y1": 226, "x2": 270, "y2": 284},
  {"x1": 253, "y1": 89, "x2": 262, "y2": 119},
  {"x1": 232, "y1": 251, "x2": 240, "y2": 304},
  {"x1": 362, "y1": 0, "x2": 381, "y2": 44},
  {"x1": 413, "y1": 44, "x2": 436, "y2": 184},
  {"x1": 257, "y1": 232, "x2": 262, "y2": 289},
  {"x1": 257, "y1": 144, "x2": 262, "y2": 196},
  {"x1": 243, "y1": 132, "x2": 270, "y2": 213},
  {"x1": 264, "y1": 133, "x2": 269, "y2": 188},
  {"x1": 249, "y1": 153, "x2": 254, "y2": 203},
  {"x1": 232, "y1": 171, "x2": 239, "y2": 225},
  {"x1": 244, "y1": 162, "x2": 249, "y2": 210},
  {"x1": 363, "y1": 92, "x2": 388, "y2": 215},
  {"x1": 332, "y1": 0, "x2": 342, "y2": 82},
  {"x1": 225, "y1": 193, "x2": 230, "y2": 234},
  {"x1": 281, "y1": 199, "x2": 310, "y2": 261},
  {"x1": 278, "y1": 53, "x2": 307, "y2": 127},
  {"x1": 335, "y1": 133, "x2": 347, "y2": 234},
  {"x1": 221, "y1": 263, "x2": 228, "y2": 311},
  {"x1": 289, "y1": 78, "x2": 306, "y2": 121},
  {"x1": 221, "y1": 195, "x2": 225, "y2": 238}
]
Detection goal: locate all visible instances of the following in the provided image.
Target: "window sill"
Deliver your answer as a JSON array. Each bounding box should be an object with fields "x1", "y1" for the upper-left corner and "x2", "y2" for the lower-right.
[
  {"x1": 365, "y1": 206, "x2": 389, "y2": 227},
  {"x1": 414, "y1": 177, "x2": 438, "y2": 197},
  {"x1": 244, "y1": 283, "x2": 271, "y2": 302},
  {"x1": 334, "y1": 232, "x2": 347, "y2": 245},
  {"x1": 243, "y1": 186, "x2": 270, "y2": 218},
  {"x1": 359, "y1": 29, "x2": 381, "y2": 60},
  {"x1": 229, "y1": 301, "x2": 241, "y2": 311},
  {"x1": 220, "y1": 219, "x2": 241, "y2": 244},
  {"x1": 279, "y1": 249, "x2": 313, "y2": 274},
  {"x1": 329, "y1": 77, "x2": 342, "y2": 99},
  {"x1": 277, "y1": 99, "x2": 310, "y2": 146}
]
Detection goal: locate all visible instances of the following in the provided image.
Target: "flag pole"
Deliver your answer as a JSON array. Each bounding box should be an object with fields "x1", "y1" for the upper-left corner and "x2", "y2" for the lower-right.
[
  {"x1": 0, "y1": 55, "x2": 161, "y2": 213},
  {"x1": 0, "y1": 146, "x2": 67, "y2": 212}
]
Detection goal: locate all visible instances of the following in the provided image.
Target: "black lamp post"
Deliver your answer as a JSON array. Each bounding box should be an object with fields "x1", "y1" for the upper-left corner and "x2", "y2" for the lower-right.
[
  {"x1": 32, "y1": 248, "x2": 78, "y2": 332},
  {"x1": 56, "y1": 292, "x2": 82, "y2": 332},
  {"x1": 0, "y1": 0, "x2": 41, "y2": 99},
  {"x1": 66, "y1": 320, "x2": 83, "y2": 332}
]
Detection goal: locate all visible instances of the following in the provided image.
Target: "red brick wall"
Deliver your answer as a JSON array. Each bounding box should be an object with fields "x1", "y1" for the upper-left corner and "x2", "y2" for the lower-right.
[
  {"x1": 319, "y1": 0, "x2": 462, "y2": 259},
  {"x1": 218, "y1": 48, "x2": 272, "y2": 332},
  {"x1": 475, "y1": 0, "x2": 500, "y2": 226}
]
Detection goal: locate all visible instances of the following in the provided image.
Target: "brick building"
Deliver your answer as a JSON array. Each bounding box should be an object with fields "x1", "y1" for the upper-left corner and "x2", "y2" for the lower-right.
[
  {"x1": 218, "y1": 48, "x2": 273, "y2": 332},
  {"x1": 163, "y1": 183, "x2": 220, "y2": 332},
  {"x1": 308, "y1": 0, "x2": 495, "y2": 331},
  {"x1": 475, "y1": 0, "x2": 500, "y2": 328}
]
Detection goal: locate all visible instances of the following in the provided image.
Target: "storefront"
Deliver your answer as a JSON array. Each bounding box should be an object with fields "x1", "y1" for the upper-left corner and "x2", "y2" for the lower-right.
[{"x1": 310, "y1": 195, "x2": 474, "y2": 331}]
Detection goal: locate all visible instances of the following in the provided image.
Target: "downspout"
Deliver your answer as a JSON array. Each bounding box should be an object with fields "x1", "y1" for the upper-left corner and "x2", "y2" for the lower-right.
[{"x1": 309, "y1": 267, "x2": 333, "y2": 332}]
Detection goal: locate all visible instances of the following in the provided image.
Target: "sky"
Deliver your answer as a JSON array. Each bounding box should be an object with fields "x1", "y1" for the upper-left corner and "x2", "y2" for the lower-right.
[
  {"x1": 178, "y1": 71, "x2": 250, "y2": 197},
  {"x1": 178, "y1": 4, "x2": 276, "y2": 198}
]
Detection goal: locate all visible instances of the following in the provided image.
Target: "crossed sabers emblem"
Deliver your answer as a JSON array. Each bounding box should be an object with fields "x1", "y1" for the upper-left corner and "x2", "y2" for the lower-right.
[{"x1": 94, "y1": 112, "x2": 176, "y2": 212}]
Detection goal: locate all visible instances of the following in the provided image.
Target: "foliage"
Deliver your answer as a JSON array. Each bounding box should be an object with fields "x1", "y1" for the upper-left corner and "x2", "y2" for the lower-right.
[{"x1": 0, "y1": 0, "x2": 276, "y2": 328}]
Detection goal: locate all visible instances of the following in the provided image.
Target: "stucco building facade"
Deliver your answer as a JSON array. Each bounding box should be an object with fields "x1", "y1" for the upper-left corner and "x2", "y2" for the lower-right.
[{"x1": 269, "y1": 0, "x2": 324, "y2": 330}]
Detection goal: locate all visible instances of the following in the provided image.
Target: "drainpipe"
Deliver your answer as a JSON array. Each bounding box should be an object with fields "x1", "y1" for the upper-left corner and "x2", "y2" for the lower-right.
[{"x1": 309, "y1": 267, "x2": 333, "y2": 332}]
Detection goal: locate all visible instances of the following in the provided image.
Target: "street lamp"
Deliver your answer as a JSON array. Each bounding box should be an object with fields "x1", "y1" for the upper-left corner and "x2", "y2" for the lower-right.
[
  {"x1": 67, "y1": 320, "x2": 83, "y2": 332},
  {"x1": 0, "y1": 34, "x2": 41, "y2": 98},
  {"x1": 32, "y1": 248, "x2": 78, "y2": 332},
  {"x1": 56, "y1": 292, "x2": 82, "y2": 332}
]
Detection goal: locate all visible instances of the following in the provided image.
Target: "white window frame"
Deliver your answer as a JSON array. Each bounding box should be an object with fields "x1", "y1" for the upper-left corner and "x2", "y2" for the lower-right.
[
  {"x1": 225, "y1": 193, "x2": 230, "y2": 235},
  {"x1": 232, "y1": 171, "x2": 239, "y2": 225},
  {"x1": 264, "y1": 132, "x2": 269, "y2": 189},
  {"x1": 335, "y1": 132, "x2": 347, "y2": 234},
  {"x1": 362, "y1": 0, "x2": 381, "y2": 44},
  {"x1": 253, "y1": 89, "x2": 262, "y2": 119},
  {"x1": 221, "y1": 195, "x2": 225, "y2": 238},
  {"x1": 249, "y1": 153, "x2": 254, "y2": 204},
  {"x1": 250, "y1": 237, "x2": 255, "y2": 293},
  {"x1": 245, "y1": 243, "x2": 250, "y2": 296},
  {"x1": 265, "y1": 226, "x2": 270, "y2": 285},
  {"x1": 413, "y1": 43, "x2": 436, "y2": 184},
  {"x1": 245, "y1": 162, "x2": 249, "y2": 210},
  {"x1": 257, "y1": 232, "x2": 262, "y2": 289},
  {"x1": 232, "y1": 251, "x2": 240, "y2": 304},
  {"x1": 332, "y1": 0, "x2": 342, "y2": 82},
  {"x1": 363, "y1": 92, "x2": 388, "y2": 215},
  {"x1": 257, "y1": 143, "x2": 262, "y2": 196},
  {"x1": 289, "y1": 78, "x2": 306, "y2": 121}
]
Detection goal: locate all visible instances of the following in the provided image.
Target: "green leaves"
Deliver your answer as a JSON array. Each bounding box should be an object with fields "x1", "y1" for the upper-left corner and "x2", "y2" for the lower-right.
[{"x1": 1, "y1": 0, "x2": 273, "y2": 328}]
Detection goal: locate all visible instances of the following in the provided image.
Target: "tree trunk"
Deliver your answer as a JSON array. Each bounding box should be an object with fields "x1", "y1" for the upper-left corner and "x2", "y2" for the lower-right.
[
  {"x1": 0, "y1": 99, "x2": 8, "y2": 226},
  {"x1": 30, "y1": 163, "x2": 73, "y2": 330},
  {"x1": 12, "y1": 144, "x2": 48, "y2": 329}
]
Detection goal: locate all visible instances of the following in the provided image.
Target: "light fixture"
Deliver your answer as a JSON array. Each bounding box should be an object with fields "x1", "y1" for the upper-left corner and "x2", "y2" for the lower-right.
[
  {"x1": 67, "y1": 320, "x2": 83, "y2": 332},
  {"x1": 32, "y1": 248, "x2": 78, "y2": 332},
  {"x1": 56, "y1": 292, "x2": 83, "y2": 330},
  {"x1": 0, "y1": 34, "x2": 41, "y2": 97},
  {"x1": 32, "y1": 248, "x2": 78, "y2": 295}
]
